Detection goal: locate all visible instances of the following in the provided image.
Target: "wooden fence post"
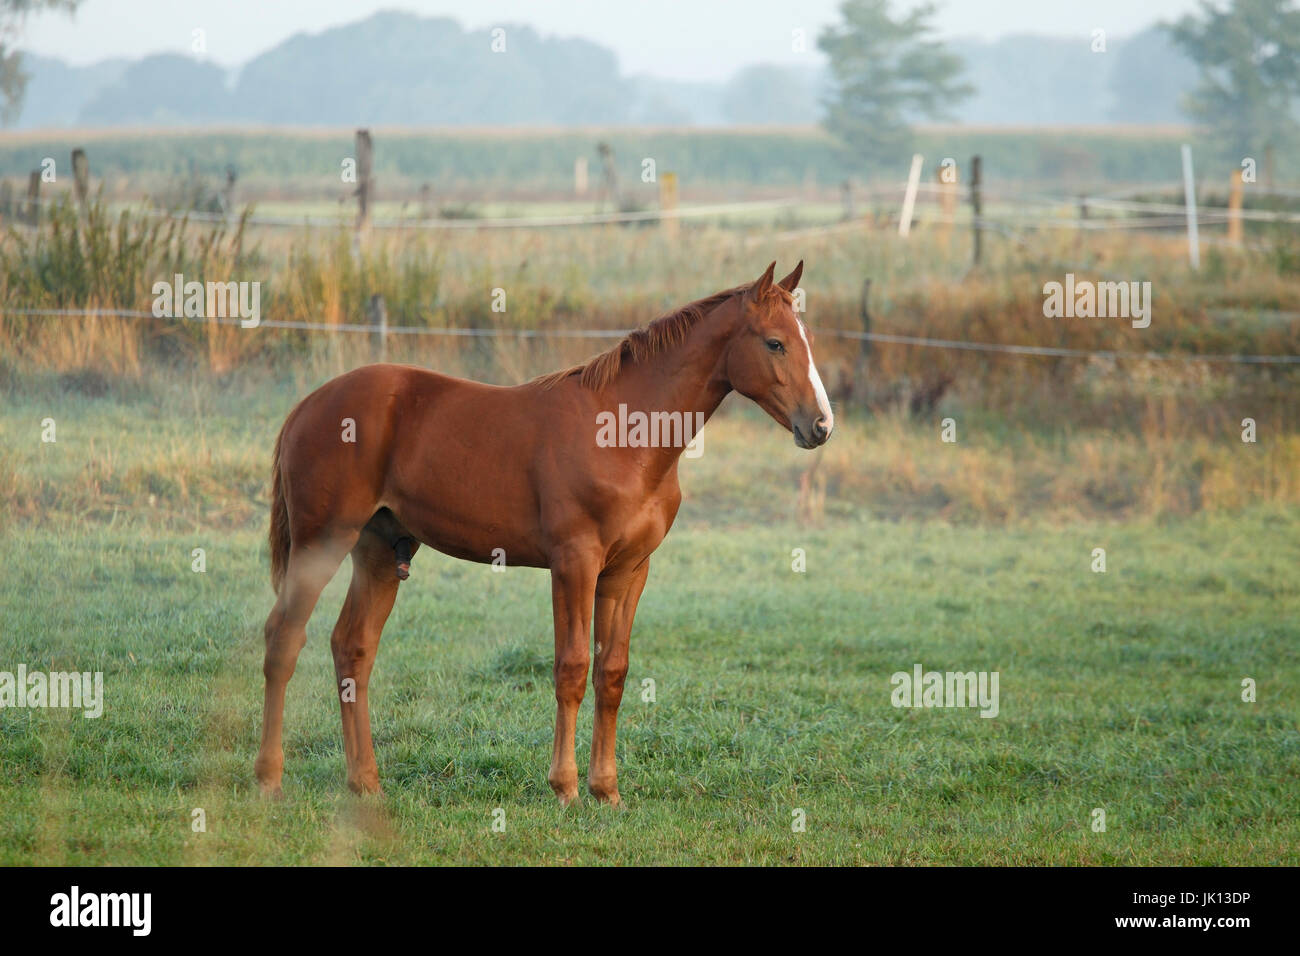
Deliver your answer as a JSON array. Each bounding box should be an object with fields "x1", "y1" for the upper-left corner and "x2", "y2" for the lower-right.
[
  {"x1": 840, "y1": 179, "x2": 855, "y2": 222},
  {"x1": 1181, "y1": 144, "x2": 1199, "y2": 270},
  {"x1": 937, "y1": 163, "x2": 957, "y2": 245},
  {"x1": 221, "y1": 164, "x2": 237, "y2": 220},
  {"x1": 1076, "y1": 193, "x2": 1089, "y2": 253},
  {"x1": 71, "y1": 148, "x2": 90, "y2": 211},
  {"x1": 355, "y1": 129, "x2": 373, "y2": 241},
  {"x1": 574, "y1": 157, "x2": 588, "y2": 196},
  {"x1": 0, "y1": 180, "x2": 12, "y2": 224},
  {"x1": 969, "y1": 155, "x2": 982, "y2": 266},
  {"x1": 659, "y1": 171, "x2": 679, "y2": 238},
  {"x1": 852, "y1": 278, "x2": 873, "y2": 406},
  {"x1": 898, "y1": 154, "x2": 923, "y2": 237},
  {"x1": 1228, "y1": 168, "x2": 1244, "y2": 246},
  {"x1": 368, "y1": 294, "x2": 388, "y2": 363},
  {"x1": 595, "y1": 142, "x2": 619, "y2": 213},
  {"x1": 26, "y1": 170, "x2": 40, "y2": 227}
]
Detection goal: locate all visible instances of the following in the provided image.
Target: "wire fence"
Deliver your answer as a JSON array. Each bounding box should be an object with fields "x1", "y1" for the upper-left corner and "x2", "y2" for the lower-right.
[
  {"x1": 19, "y1": 194, "x2": 801, "y2": 230},
  {"x1": 8, "y1": 306, "x2": 1300, "y2": 365},
  {"x1": 8, "y1": 165, "x2": 1299, "y2": 367},
  {"x1": 17, "y1": 180, "x2": 1300, "y2": 233}
]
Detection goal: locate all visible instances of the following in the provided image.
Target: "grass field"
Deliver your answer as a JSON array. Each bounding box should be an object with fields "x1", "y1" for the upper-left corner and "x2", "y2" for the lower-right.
[
  {"x1": 2, "y1": 150, "x2": 1298, "y2": 864},
  {"x1": 1, "y1": 378, "x2": 1297, "y2": 865}
]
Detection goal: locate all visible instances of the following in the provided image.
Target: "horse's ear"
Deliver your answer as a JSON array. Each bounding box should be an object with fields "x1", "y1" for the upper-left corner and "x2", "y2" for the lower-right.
[
  {"x1": 778, "y1": 260, "x2": 803, "y2": 292},
  {"x1": 754, "y1": 261, "x2": 777, "y2": 297}
]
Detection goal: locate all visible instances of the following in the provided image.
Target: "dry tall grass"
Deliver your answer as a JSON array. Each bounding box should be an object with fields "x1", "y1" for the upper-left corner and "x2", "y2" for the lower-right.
[{"x1": 3, "y1": 195, "x2": 1298, "y2": 525}]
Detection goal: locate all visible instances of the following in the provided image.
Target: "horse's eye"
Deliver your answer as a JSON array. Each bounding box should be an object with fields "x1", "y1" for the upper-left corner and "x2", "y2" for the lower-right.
[{"x1": 766, "y1": 339, "x2": 785, "y2": 354}]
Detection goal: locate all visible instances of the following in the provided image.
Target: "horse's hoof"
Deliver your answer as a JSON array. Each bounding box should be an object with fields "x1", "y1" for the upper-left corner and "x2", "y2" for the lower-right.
[
  {"x1": 588, "y1": 779, "x2": 622, "y2": 806},
  {"x1": 258, "y1": 782, "x2": 284, "y2": 800},
  {"x1": 347, "y1": 777, "x2": 384, "y2": 796},
  {"x1": 552, "y1": 788, "x2": 580, "y2": 808}
]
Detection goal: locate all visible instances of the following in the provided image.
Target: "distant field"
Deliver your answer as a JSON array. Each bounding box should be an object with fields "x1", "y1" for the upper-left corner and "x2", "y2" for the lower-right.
[{"x1": 0, "y1": 124, "x2": 1223, "y2": 201}]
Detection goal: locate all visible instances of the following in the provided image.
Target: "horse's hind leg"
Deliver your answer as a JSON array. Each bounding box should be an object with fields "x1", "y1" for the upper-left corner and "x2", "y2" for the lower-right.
[
  {"x1": 255, "y1": 531, "x2": 358, "y2": 796},
  {"x1": 331, "y1": 526, "x2": 411, "y2": 795}
]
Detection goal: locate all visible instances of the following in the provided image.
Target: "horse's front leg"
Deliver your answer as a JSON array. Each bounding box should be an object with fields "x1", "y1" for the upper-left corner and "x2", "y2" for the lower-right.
[
  {"x1": 547, "y1": 546, "x2": 600, "y2": 806},
  {"x1": 588, "y1": 558, "x2": 650, "y2": 805}
]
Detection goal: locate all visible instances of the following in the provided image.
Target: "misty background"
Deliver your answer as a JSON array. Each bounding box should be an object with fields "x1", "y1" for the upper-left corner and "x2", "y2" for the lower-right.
[{"x1": 13, "y1": 10, "x2": 1197, "y2": 129}]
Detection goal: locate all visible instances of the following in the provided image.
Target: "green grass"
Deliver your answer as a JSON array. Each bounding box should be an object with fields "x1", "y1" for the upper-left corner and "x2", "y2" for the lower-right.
[{"x1": 1, "y1": 384, "x2": 1297, "y2": 864}]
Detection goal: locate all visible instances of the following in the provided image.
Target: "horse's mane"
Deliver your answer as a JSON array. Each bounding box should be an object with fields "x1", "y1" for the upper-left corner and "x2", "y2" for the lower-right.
[{"x1": 534, "y1": 280, "x2": 785, "y2": 391}]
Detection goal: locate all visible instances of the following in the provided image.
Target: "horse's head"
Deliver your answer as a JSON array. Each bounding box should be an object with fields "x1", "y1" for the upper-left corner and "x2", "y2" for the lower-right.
[{"x1": 725, "y1": 261, "x2": 834, "y2": 449}]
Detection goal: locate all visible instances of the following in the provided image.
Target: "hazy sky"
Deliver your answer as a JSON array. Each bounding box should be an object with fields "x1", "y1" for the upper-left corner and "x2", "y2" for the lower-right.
[{"x1": 21, "y1": 0, "x2": 1204, "y2": 81}]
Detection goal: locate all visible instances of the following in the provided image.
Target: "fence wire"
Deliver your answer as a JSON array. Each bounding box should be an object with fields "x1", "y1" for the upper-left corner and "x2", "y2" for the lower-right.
[{"x1": 8, "y1": 307, "x2": 1299, "y2": 365}]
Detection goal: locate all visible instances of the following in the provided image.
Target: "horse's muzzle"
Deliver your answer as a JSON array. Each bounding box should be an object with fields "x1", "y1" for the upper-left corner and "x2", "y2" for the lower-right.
[{"x1": 794, "y1": 416, "x2": 831, "y2": 449}]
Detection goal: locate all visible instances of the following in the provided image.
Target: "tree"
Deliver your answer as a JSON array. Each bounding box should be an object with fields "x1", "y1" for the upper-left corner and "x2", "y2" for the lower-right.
[
  {"x1": 1108, "y1": 26, "x2": 1199, "y2": 124},
  {"x1": 818, "y1": 0, "x2": 972, "y2": 169},
  {"x1": 1166, "y1": 0, "x2": 1300, "y2": 162},
  {"x1": 1, "y1": 0, "x2": 80, "y2": 123},
  {"x1": 722, "y1": 64, "x2": 819, "y2": 125}
]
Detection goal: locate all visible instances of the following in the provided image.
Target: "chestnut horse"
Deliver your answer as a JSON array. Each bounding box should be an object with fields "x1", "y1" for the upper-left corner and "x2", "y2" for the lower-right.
[{"x1": 255, "y1": 261, "x2": 833, "y2": 805}]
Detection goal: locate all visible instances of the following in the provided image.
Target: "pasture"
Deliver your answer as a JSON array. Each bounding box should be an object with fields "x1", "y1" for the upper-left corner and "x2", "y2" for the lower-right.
[
  {"x1": 0, "y1": 372, "x2": 1297, "y2": 865},
  {"x1": 2, "y1": 127, "x2": 1298, "y2": 864}
]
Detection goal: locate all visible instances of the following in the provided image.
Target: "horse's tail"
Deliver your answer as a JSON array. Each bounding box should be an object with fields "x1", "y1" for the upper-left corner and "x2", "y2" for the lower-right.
[{"x1": 268, "y1": 419, "x2": 292, "y2": 596}]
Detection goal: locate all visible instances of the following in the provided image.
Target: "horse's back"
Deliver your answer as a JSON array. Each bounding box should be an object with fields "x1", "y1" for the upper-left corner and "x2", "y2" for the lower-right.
[{"x1": 285, "y1": 364, "x2": 565, "y2": 563}]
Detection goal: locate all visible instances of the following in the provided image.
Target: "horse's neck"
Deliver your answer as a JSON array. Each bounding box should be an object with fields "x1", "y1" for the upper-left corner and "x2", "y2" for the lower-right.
[
  {"x1": 626, "y1": 300, "x2": 735, "y2": 414},
  {"x1": 607, "y1": 299, "x2": 737, "y2": 465}
]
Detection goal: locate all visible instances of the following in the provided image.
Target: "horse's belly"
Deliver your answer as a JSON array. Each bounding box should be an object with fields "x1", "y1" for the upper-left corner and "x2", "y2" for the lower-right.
[{"x1": 386, "y1": 492, "x2": 548, "y2": 569}]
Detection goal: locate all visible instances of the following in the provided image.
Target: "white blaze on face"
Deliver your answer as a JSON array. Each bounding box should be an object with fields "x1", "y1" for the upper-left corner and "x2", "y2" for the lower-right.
[{"x1": 795, "y1": 321, "x2": 834, "y2": 433}]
